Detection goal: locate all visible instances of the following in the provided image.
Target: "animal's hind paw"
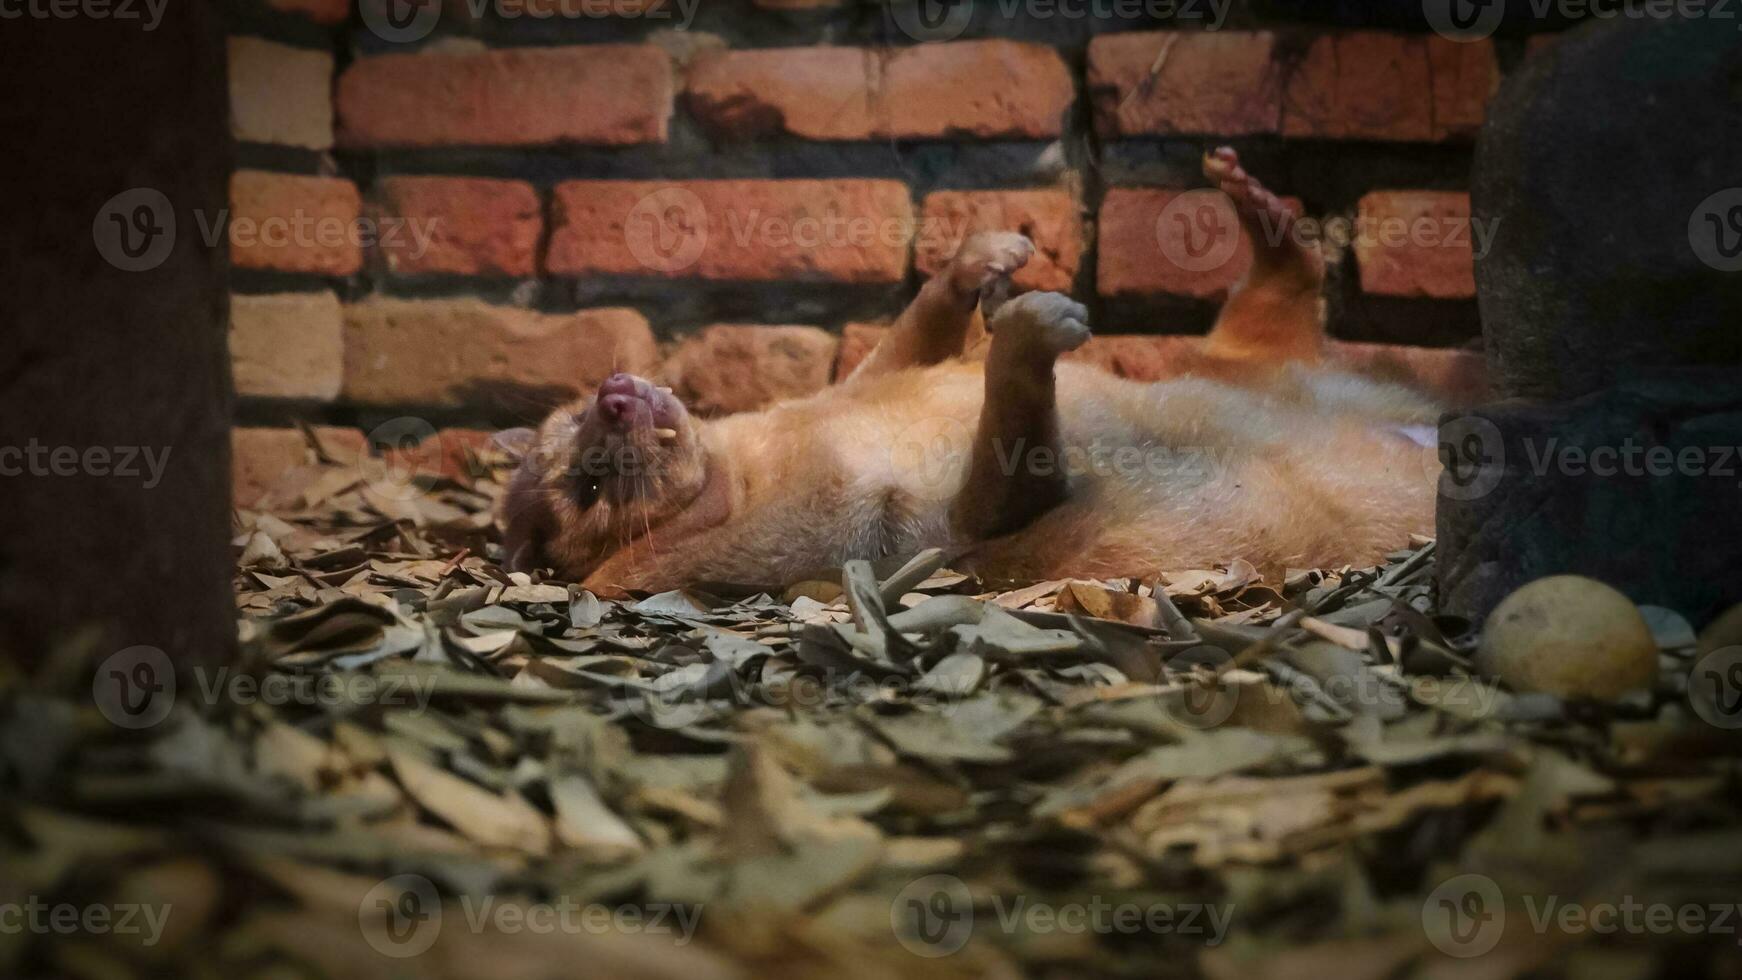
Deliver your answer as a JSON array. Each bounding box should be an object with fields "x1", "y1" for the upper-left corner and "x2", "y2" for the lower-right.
[
  {"x1": 947, "y1": 231, "x2": 1035, "y2": 297},
  {"x1": 989, "y1": 291, "x2": 1090, "y2": 353},
  {"x1": 1203, "y1": 145, "x2": 1300, "y2": 241}
]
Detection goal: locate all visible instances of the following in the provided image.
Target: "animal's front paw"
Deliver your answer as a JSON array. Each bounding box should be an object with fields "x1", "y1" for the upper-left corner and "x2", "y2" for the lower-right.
[
  {"x1": 947, "y1": 231, "x2": 1035, "y2": 296},
  {"x1": 989, "y1": 291, "x2": 1090, "y2": 353}
]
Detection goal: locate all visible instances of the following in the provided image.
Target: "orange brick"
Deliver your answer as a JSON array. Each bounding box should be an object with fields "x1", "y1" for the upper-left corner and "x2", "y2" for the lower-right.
[
  {"x1": 229, "y1": 171, "x2": 363, "y2": 276},
  {"x1": 833, "y1": 325, "x2": 1484, "y2": 405},
  {"x1": 1063, "y1": 335, "x2": 1204, "y2": 381},
  {"x1": 229, "y1": 37, "x2": 334, "y2": 150},
  {"x1": 1060, "y1": 335, "x2": 1485, "y2": 404},
  {"x1": 343, "y1": 299, "x2": 658, "y2": 407},
  {"x1": 383, "y1": 428, "x2": 499, "y2": 484},
  {"x1": 1326, "y1": 340, "x2": 1487, "y2": 406},
  {"x1": 1096, "y1": 187, "x2": 1302, "y2": 300},
  {"x1": 1282, "y1": 32, "x2": 1497, "y2": 142},
  {"x1": 1087, "y1": 31, "x2": 1282, "y2": 138},
  {"x1": 661, "y1": 324, "x2": 838, "y2": 415},
  {"x1": 230, "y1": 292, "x2": 344, "y2": 401},
  {"x1": 1352, "y1": 191, "x2": 1477, "y2": 299},
  {"x1": 685, "y1": 40, "x2": 1072, "y2": 141},
  {"x1": 834, "y1": 322, "x2": 888, "y2": 380},
  {"x1": 546, "y1": 179, "x2": 913, "y2": 283},
  {"x1": 337, "y1": 46, "x2": 672, "y2": 148},
  {"x1": 915, "y1": 189, "x2": 1082, "y2": 293},
  {"x1": 371, "y1": 176, "x2": 541, "y2": 278},
  {"x1": 232, "y1": 426, "x2": 365, "y2": 509}
]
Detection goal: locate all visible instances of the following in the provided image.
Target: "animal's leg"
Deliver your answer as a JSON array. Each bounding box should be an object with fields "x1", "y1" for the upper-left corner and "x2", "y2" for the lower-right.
[
  {"x1": 951, "y1": 291, "x2": 1090, "y2": 540},
  {"x1": 844, "y1": 232, "x2": 1033, "y2": 383},
  {"x1": 1200, "y1": 146, "x2": 1326, "y2": 364}
]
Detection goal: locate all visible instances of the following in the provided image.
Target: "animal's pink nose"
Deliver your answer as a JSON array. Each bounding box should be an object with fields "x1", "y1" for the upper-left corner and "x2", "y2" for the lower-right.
[
  {"x1": 597, "y1": 393, "x2": 641, "y2": 426},
  {"x1": 598, "y1": 373, "x2": 641, "y2": 399}
]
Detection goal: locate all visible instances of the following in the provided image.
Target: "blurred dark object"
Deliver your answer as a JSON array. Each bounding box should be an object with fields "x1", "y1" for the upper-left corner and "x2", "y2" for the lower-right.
[
  {"x1": 0, "y1": 9, "x2": 235, "y2": 671},
  {"x1": 1439, "y1": 15, "x2": 1742, "y2": 626}
]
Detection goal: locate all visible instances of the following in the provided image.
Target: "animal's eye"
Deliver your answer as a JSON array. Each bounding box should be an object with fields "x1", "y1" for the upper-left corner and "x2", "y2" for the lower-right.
[{"x1": 575, "y1": 477, "x2": 602, "y2": 509}]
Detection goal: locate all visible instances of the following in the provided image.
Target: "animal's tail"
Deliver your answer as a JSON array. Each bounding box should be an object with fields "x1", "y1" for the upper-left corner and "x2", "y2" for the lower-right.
[{"x1": 1199, "y1": 147, "x2": 1327, "y2": 365}]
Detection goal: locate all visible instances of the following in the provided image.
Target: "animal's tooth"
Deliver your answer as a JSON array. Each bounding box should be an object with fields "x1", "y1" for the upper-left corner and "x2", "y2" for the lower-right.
[
  {"x1": 656, "y1": 386, "x2": 673, "y2": 395},
  {"x1": 653, "y1": 427, "x2": 679, "y2": 440}
]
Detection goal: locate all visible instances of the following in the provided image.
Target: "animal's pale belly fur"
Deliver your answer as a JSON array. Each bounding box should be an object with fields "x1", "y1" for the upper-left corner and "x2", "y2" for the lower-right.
[{"x1": 699, "y1": 360, "x2": 1440, "y2": 583}]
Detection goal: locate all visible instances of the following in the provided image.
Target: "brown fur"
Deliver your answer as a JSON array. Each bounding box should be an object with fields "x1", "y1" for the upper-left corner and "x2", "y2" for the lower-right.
[{"x1": 501, "y1": 151, "x2": 1440, "y2": 592}]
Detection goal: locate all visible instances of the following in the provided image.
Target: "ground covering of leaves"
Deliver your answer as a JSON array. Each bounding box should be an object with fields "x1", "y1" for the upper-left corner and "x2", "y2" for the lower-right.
[{"x1": 3, "y1": 430, "x2": 1740, "y2": 979}]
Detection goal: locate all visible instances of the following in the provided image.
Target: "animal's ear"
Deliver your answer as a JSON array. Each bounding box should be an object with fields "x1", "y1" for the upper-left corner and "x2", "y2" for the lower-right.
[{"x1": 493, "y1": 427, "x2": 537, "y2": 461}]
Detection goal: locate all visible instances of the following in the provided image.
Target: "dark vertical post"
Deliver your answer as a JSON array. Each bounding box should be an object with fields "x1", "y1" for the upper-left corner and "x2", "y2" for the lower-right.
[{"x1": 0, "y1": 5, "x2": 236, "y2": 672}]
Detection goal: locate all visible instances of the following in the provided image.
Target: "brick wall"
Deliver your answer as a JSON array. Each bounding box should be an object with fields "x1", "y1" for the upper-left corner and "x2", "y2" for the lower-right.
[{"x1": 226, "y1": 0, "x2": 1565, "y2": 505}]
